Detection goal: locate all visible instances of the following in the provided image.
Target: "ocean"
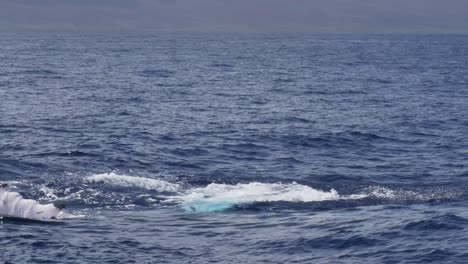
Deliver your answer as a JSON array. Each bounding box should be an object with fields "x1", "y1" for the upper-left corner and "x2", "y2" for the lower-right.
[{"x1": 1, "y1": 32, "x2": 468, "y2": 263}]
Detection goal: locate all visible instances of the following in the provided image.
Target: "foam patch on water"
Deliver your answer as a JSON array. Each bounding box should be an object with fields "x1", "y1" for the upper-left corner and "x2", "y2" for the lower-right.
[
  {"x1": 0, "y1": 180, "x2": 27, "y2": 189},
  {"x1": 39, "y1": 186, "x2": 59, "y2": 200},
  {"x1": 365, "y1": 186, "x2": 463, "y2": 202},
  {"x1": 171, "y1": 182, "x2": 365, "y2": 212},
  {"x1": 85, "y1": 173, "x2": 180, "y2": 192}
]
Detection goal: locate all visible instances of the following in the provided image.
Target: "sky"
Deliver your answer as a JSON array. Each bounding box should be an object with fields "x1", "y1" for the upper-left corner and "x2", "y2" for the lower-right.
[{"x1": 1, "y1": 0, "x2": 468, "y2": 33}]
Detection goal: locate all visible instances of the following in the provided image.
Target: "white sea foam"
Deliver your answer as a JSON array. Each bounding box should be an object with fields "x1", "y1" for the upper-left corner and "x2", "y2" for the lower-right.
[
  {"x1": 365, "y1": 186, "x2": 461, "y2": 201},
  {"x1": 85, "y1": 172, "x2": 180, "y2": 192},
  {"x1": 17, "y1": 171, "x2": 460, "y2": 215},
  {"x1": 39, "y1": 186, "x2": 59, "y2": 200},
  {"x1": 170, "y1": 182, "x2": 365, "y2": 212}
]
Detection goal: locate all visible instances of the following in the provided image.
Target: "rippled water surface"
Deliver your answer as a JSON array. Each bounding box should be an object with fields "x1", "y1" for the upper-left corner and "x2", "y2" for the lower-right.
[{"x1": 1, "y1": 33, "x2": 468, "y2": 263}]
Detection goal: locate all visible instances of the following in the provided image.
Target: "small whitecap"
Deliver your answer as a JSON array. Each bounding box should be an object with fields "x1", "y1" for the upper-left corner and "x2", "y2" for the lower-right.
[
  {"x1": 170, "y1": 182, "x2": 360, "y2": 212},
  {"x1": 85, "y1": 172, "x2": 180, "y2": 192}
]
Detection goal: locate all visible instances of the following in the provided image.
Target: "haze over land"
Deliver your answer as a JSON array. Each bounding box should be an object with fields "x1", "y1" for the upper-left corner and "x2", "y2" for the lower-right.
[{"x1": 1, "y1": 0, "x2": 468, "y2": 33}]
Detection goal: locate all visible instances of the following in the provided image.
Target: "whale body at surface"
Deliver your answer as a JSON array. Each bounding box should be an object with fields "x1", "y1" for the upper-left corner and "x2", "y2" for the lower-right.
[{"x1": 0, "y1": 186, "x2": 65, "y2": 221}]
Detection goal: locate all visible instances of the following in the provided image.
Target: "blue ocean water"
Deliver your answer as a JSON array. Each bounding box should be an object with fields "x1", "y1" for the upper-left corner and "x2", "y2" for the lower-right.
[{"x1": 1, "y1": 32, "x2": 468, "y2": 263}]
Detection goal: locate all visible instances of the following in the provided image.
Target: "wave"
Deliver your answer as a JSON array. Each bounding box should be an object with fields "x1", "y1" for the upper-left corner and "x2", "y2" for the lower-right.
[
  {"x1": 404, "y1": 214, "x2": 468, "y2": 231},
  {"x1": 364, "y1": 186, "x2": 464, "y2": 202},
  {"x1": 7, "y1": 173, "x2": 467, "y2": 215},
  {"x1": 85, "y1": 173, "x2": 180, "y2": 193},
  {"x1": 170, "y1": 182, "x2": 365, "y2": 212},
  {"x1": 170, "y1": 184, "x2": 465, "y2": 213},
  {"x1": 138, "y1": 69, "x2": 174, "y2": 78},
  {"x1": 18, "y1": 69, "x2": 58, "y2": 75}
]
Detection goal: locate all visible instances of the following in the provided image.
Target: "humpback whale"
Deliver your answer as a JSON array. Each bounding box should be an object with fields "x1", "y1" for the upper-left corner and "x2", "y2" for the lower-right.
[{"x1": 0, "y1": 184, "x2": 65, "y2": 221}]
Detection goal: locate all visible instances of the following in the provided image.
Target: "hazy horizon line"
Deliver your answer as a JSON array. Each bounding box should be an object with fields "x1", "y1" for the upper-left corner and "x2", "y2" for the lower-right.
[{"x1": 2, "y1": 27, "x2": 468, "y2": 35}]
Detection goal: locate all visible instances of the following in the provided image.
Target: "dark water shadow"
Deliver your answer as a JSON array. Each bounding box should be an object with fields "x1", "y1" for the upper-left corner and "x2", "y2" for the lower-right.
[{"x1": 0, "y1": 216, "x2": 66, "y2": 226}]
